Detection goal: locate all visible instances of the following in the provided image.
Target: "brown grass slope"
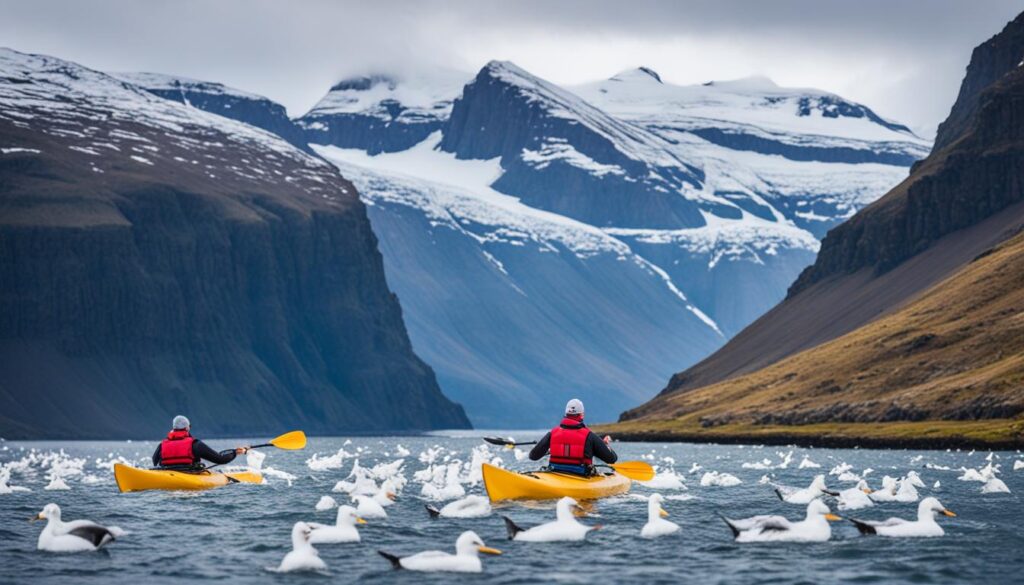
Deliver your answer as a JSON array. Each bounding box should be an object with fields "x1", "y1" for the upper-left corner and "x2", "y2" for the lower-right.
[{"x1": 607, "y1": 226, "x2": 1024, "y2": 446}]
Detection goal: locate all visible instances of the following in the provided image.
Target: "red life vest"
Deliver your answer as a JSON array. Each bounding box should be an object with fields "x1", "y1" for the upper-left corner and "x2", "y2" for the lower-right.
[
  {"x1": 549, "y1": 417, "x2": 592, "y2": 466},
  {"x1": 159, "y1": 430, "x2": 197, "y2": 466}
]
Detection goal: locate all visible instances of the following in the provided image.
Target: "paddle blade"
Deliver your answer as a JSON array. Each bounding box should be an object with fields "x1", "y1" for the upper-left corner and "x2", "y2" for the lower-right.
[
  {"x1": 269, "y1": 431, "x2": 307, "y2": 450},
  {"x1": 482, "y1": 436, "x2": 513, "y2": 446},
  {"x1": 610, "y1": 461, "x2": 655, "y2": 481}
]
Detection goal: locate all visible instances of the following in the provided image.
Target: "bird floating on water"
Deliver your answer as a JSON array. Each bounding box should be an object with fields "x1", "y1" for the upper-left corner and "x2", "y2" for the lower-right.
[
  {"x1": 722, "y1": 500, "x2": 841, "y2": 542},
  {"x1": 773, "y1": 474, "x2": 838, "y2": 504},
  {"x1": 378, "y1": 530, "x2": 501, "y2": 572},
  {"x1": 641, "y1": 493, "x2": 679, "y2": 538},
  {"x1": 309, "y1": 505, "x2": 365, "y2": 544},
  {"x1": 274, "y1": 522, "x2": 326, "y2": 573},
  {"x1": 352, "y1": 494, "x2": 388, "y2": 519},
  {"x1": 849, "y1": 497, "x2": 955, "y2": 537},
  {"x1": 836, "y1": 480, "x2": 874, "y2": 511},
  {"x1": 33, "y1": 503, "x2": 121, "y2": 552},
  {"x1": 426, "y1": 494, "x2": 492, "y2": 519},
  {"x1": 502, "y1": 496, "x2": 598, "y2": 542}
]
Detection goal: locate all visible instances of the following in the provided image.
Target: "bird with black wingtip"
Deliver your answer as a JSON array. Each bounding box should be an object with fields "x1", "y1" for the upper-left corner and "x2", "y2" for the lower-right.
[
  {"x1": 151, "y1": 415, "x2": 249, "y2": 469},
  {"x1": 528, "y1": 399, "x2": 617, "y2": 476}
]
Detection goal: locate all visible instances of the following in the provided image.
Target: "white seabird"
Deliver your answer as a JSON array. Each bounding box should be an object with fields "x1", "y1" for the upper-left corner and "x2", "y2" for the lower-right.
[
  {"x1": 425, "y1": 494, "x2": 492, "y2": 519},
  {"x1": 774, "y1": 474, "x2": 838, "y2": 504},
  {"x1": 722, "y1": 499, "x2": 841, "y2": 543},
  {"x1": 309, "y1": 505, "x2": 365, "y2": 544},
  {"x1": 641, "y1": 493, "x2": 680, "y2": 538},
  {"x1": 837, "y1": 480, "x2": 875, "y2": 511},
  {"x1": 502, "y1": 496, "x2": 598, "y2": 542},
  {"x1": 352, "y1": 494, "x2": 388, "y2": 519},
  {"x1": 274, "y1": 522, "x2": 326, "y2": 573},
  {"x1": 378, "y1": 530, "x2": 501, "y2": 572},
  {"x1": 34, "y1": 503, "x2": 121, "y2": 552},
  {"x1": 314, "y1": 495, "x2": 338, "y2": 511},
  {"x1": 849, "y1": 497, "x2": 955, "y2": 537}
]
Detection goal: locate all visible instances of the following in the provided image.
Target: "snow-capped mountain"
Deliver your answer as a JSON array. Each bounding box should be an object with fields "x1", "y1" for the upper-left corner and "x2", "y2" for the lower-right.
[
  {"x1": 112, "y1": 71, "x2": 311, "y2": 152},
  {"x1": 574, "y1": 68, "x2": 931, "y2": 237},
  {"x1": 0, "y1": 48, "x2": 469, "y2": 438},
  {"x1": 298, "y1": 70, "x2": 466, "y2": 154},
  {"x1": 290, "y1": 61, "x2": 928, "y2": 427},
  {"x1": 97, "y1": 58, "x2": 927, "y2": 428}
]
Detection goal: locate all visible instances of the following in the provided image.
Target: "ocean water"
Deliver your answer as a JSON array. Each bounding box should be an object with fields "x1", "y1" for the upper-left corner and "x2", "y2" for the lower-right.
[{"x1": 0, "y1": 433, "x2": 1021, "y2": 585}]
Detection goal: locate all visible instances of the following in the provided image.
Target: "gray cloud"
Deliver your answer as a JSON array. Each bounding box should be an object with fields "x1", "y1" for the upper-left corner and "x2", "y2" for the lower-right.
[{"x1": 1, "y1": 0, "x2": 1021, "y2": 136}]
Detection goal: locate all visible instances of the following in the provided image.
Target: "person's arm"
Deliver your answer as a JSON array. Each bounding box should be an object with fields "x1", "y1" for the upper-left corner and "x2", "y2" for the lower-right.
[
  {"x1": 588, "y1": 432, "x2": 618, "y2": 464},
  {"x1": 528, "y1": 432, "x2": 552, "y2": 461},
  {"x1": 152, "y1": 444, "x2": 162, "y2": 467},
  {"x1": 193, "y1": 440, "x2": 238, "y2": 465}
]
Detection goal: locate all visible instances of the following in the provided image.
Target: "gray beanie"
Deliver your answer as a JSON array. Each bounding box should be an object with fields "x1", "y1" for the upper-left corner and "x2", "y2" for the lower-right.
[{"x1": 172, "y1": 415, "x2": 190, "y2": 430}]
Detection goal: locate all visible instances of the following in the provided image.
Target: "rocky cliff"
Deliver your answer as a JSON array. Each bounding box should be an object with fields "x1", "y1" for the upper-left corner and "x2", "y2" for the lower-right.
[
  {"x1": 618, "y1": 11, "x2": 1024, "y2": 441},
  {"x1": 0, "y1": 49, "x2": 469, "y2": 439}
]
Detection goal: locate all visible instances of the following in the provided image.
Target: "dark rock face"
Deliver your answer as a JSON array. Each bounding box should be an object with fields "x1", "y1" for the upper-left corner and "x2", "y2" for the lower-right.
[
  {"x1": 789, "y1": 64, "x2": 1024, "y2": 296},
  {"x1": 300, "y1": 110, "x2": 443, "y2": 155},
  {"x1": 440, "y1": 62, "x2": 707, "y2": 228},
  {"x1": 117, "y1": 74, "x2": 313, "y2": 153},
  {"x1": 933, "y1": 11, "x2": 1024, "y2": 151},
  {"x1": 0, "y1": 50, "x2": 469, "y2": 439}
]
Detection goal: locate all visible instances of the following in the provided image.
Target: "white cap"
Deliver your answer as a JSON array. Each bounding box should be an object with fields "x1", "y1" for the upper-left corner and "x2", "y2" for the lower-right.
[
  {"x1": 172, "y1": 415, "x2": 190, "y2": 430},
  {"x1": 565, "y1": 398, "x2": 584, "y2": 416}
]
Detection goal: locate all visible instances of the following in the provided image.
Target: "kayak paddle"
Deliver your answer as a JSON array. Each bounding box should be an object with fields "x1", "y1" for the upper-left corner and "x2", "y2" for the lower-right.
[
  {"x1": 605, "y1": 461, "x2": 655, "y2": 481},
  {"x1": 483, "y1": 436, "x2": 537, "y2": 448},
  {"x1": 250, "y1": 430, "x2": 307, "y2": 451},
  {"x1": 206, "y1": 430, "x2": 307, "y2": 471}
]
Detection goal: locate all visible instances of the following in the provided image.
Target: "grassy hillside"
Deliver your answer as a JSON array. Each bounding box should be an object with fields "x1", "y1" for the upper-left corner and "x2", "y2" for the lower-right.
[{"x1": 604, "y1": 228, "x2": 1024, "y2": 447}]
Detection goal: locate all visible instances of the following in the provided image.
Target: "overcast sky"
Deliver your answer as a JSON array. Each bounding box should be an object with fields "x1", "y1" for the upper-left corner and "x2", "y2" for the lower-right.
[{"x1": 2, "y1": 0, "x2": 1021, "y2": 137}]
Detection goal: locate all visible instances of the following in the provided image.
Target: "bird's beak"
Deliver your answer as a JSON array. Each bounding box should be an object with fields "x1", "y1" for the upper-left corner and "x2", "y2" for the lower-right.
[
  {"x1": 31, "y1": 513, "x2": 44, "y2": 522},
  {"x1": 572, "y1": 505, "x2": 587, "y2": 517},
  {"x1": 861, "y1": 488, "x2": 873, "y2": 494},
  {"x1": 478, "y1": 546, "x2": 502, "y2": 555},
  {"x1": 942, "y1": 510, "x2": 956, "y2": 517},
  {"x1": 386, "y1": 492, "x2": 396, "y2": 501},
  {"x1": 825, "y1": 514, "x2": 842, "y2": 522},
  {"x1": 356, "y1": 517, "x2": 368, "y2": 524},
  {"x1": 659, "y1": 509, "x2": 670, "y2": 518}
]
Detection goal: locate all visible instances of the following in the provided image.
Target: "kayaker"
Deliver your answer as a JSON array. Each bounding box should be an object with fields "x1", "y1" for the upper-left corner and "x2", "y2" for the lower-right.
[
  {"x1": 528, "y1": 399, "x2": 617, "y2": 475},
  {"x1": 151, "y1": 415, "x2": 249, "y2": 469}
]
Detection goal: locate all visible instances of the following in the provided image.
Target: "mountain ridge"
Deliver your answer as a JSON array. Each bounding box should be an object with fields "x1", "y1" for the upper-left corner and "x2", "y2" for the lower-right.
[{"x1": 615, "y1": 10, "x2": 1024, "y2": 446}]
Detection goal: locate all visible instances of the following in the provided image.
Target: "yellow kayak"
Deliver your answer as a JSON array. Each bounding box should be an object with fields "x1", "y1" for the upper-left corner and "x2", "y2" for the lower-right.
[
  {"x1": 113, "y1": 463, "x2": 263, "y2": 493},
  {"x1": 482, "y1": 463, "x2": 630, "y2": 502}
]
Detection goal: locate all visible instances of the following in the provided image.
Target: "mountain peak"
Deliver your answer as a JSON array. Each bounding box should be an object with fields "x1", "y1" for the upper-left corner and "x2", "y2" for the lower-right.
[
  {"x1": 329, "y1": 74, "x2": 397, "y2": 93},
  {"x1": 609, "y1": 66, "x2": 663, "y2": 84}
]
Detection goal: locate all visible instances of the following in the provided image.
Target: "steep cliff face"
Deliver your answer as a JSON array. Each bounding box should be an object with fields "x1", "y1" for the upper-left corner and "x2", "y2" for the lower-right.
[
  {"x1": 0, "y1": 49, "x2": 469, "y2": 439},
  {"x1": 623, "y1": 11, "x2": 1024, "y2": 428},
  {"x1": 113, "y1": 72, "x2": 312, "y2": 153},
  {"x1": 933, "y1": 11, "x2": 1024, "y2": 151}
]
